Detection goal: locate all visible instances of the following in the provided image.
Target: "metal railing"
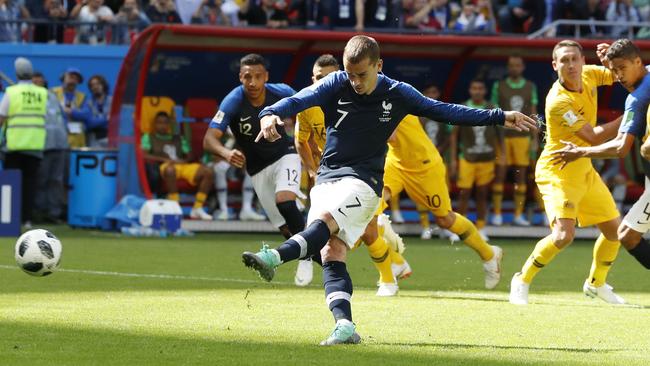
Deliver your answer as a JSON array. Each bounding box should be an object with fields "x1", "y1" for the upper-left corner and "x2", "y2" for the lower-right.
[{"x1": 528, "y1": 19, "x2": 650, "y2": 40}]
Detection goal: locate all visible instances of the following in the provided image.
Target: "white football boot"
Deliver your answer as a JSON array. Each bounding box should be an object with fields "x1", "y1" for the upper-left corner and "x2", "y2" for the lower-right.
[
  {"x1": 509, "y1": 272, "x2": 530, "y2": 305},
  {"x1": 583, "y1": 280, "x2": 626, "y2": 305},
  {"x1": 294, "y1": 259, "x2": 314, "y2": 287},
  {"x1": 483, "y1": 245, "x2": 503, "y2": 289}
]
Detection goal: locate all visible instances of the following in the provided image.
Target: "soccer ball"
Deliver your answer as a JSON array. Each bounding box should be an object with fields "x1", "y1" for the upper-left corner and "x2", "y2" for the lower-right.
[{"x1": 14, "y1": 229, "x2": 63, "y2": 277}]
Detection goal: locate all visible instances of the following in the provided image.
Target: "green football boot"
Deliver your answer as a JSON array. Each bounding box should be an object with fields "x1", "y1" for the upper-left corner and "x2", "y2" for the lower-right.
[
  {"x1": 242, "y1": 244, "x2": 280, "y2": 282},
  {"x1": 319, "y1": 319, "x2": 361, "y2": 346}
]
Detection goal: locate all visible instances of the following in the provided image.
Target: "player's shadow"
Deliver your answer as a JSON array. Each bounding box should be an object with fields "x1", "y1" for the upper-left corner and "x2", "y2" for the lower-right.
[
  {"x1": 398, "y1": 292, "x2": 650, "y2": 309},
  {"x1": 373, "y1": 340, "x2": 627, "y2": 354},
  {"x1": 1, "y1": 320, "x2": 579, "y2": 366}
]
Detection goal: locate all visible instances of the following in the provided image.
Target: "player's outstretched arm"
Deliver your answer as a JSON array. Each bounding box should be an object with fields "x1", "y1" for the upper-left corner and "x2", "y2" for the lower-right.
[{"x1": 402, "y1": 83, "x2": 537, "y2": 130}]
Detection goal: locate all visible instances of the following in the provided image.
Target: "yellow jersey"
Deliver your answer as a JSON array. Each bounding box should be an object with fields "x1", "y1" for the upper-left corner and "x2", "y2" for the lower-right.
[
  {"x1": 537, "y1": 65, "x2": 614, "y2": 179},
  {"x1": 387, "y1": 114, "x2": 444, "y2": 172},
  {"x1": 295, "y1": 106, "x2": 326, "y2": 151}
]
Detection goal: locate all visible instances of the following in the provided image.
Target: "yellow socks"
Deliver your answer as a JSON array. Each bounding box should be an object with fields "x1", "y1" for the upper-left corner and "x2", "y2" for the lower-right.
[
  {"x1": 366, "y1": 236, "x2": 394, "y2": 284},
  {"x1": 449, "y1": 213, "x2": 494, "y2": 261},
  {"x1": 520, "y1": 235, "x2": 561, "y2": 284},
  {"x1": 492, "y1": 183, "x2": 503, "y2": 216},
  {"x1": 389, "y1": 246, "x2": 405, "y2": 265},
  {"x1": 514, "y1": 185, "x2": 527, "y2": 217},
  {"x1": 417, "y1": 204, "x2": 430, "y2": 232},
  {"x1": 193, "y1": 192, "x2": 207, "y2": 209},
  {"x1": 167, "y1": 192, "x2": 180, "y2": 202},
  {"x1": 588, "y1": 234, "x2": 621, "y2": 287}
]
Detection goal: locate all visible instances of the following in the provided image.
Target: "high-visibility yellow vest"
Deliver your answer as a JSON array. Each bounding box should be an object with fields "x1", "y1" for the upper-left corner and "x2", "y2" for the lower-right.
[{"x1": 6, "y1": 83, "x2": 47, "y2": 151}]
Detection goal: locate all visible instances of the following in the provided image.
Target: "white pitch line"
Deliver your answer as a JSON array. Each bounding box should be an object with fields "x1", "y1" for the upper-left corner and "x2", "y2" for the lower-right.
[{"x1": 0, "y1": 264, "x2": 296, "y2": 286}]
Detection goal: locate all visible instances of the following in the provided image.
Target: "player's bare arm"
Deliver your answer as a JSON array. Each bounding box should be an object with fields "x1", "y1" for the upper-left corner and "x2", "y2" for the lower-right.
[
  {"x1": 204, "y1": 128, "x2": 246, "y2": 168},
  {"x1": 641, "y1": 136, "x2": 650, "y2": 160},
  {"x1": 551, "y1": 132, "x2": 635, "y2": 169},
  {"x1": 574, "y1": 115, "x2": 622, "y2": 145}
]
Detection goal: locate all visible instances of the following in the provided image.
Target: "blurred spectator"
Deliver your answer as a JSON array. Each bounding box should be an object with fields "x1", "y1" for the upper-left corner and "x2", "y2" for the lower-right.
[
  {"x1": 452, "y1": 0, "x2": 489, "y2": 32},
  {"x1": 84, "y1": 74, "x2": 110, "y2": 147},
  {"x1": 356, "y1": 0, "x2": 401, "y2": 31},
  {"x1": 52, "y1": 67, "x2": 88, "y2": 147},
  {"x1": 112, "y1": 0, "x2": 150, "y2": 44},
  {"x1": 141, "y1": 111, "x2": 214, "y2": 220},
  {"x1": 329, "y1": 0, "x2": 360, "y2": 28},
  {"x1": 403, "y1": 0, "x2": 455, "y2": 31},
  {"x1": 635, "y1": 0, "x2": 650, "y2": 19},
  {"x1": 476, "y1": 0, "x2": 495, "y2": 32},
  {"x1": 498, "y1": 0, "x2": 545, "y2": 33},
  {"x1": 70, "y1": 0, "x2": 114, "y2": 44},
  {"x1": 26, "y1": 0, "x2": 68, "y2": 43},
  {"x1": 239, "y1": 0, "x2": 289, "y2": 27},
  {"x1": 191, "y1": 0, "x2": 230, "y2": 24},
  {"x1": 146, "y1": 0, "x2": 182, "y2": 23},
  {"x1": 0, "y1": 58, "x2": 47, "y2": 227},
  {"x1": 288, "y1": 0, "x2": 328, "y2": 27},
  {"x1": 0, "y1": 0, "x2": 23, "y2": 42},
  {"x1": 32, "y1": 71, "x2": 68, "y2": 224},
  {"x1": 606, "y1": 0, "x2": 641, "y2": 38},
  {"x1": 567, "y1": 0, "x2": 606, "y2": 37}
]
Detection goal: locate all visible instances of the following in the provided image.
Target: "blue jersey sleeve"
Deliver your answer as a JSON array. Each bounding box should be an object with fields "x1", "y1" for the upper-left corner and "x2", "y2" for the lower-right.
[
  {"x1": 619, "y1": 73, "x2": 650, "y2": 138},
  {"x1": 398, "y1": 83, "x2": 505, "y2": 126},
  {"x1": 266, "y1": 83, "x2": 297, "y2": 98},
  {"x1": 259, "y1": 71, "x2": 345, "y2": 118},
  {"x1": 210, "y1": 86, "x2": 244, "y2": 132}
]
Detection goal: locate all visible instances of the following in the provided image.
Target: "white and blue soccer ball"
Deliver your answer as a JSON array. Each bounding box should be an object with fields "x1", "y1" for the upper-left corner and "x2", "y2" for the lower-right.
[{"x1": 14, "y1": 229, "x2": 63, "y2": 277}]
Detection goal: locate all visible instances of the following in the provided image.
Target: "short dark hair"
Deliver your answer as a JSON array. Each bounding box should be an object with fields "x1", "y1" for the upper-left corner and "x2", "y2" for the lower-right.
[
  {"x1": 469, "y1": 78, "x2": 486, "y2": 87},
  {"x1": 343, "y1": 35, "x2": 380, "y2": 64},
  {"x1": 32, "y1": 71, "x2": 47, "y2": 88},
  {"x1": 88, "y1": 74, "x2": 109, "y2": 94},
  {"x1": 155, "y1": 111, "x2": 170, "y2": 120},
  {"x1": 606, "y1": 39, "x2": 641, "y2": 61},
  {"x1": 315, "y1": 54, "x2": 339, "y2": 69},
  {"x1": 552, "y1": 40, "x2": 583, "y2": 60},
  {"x1": 240, "y1": 53, "x2": 268, "y2": 69}
]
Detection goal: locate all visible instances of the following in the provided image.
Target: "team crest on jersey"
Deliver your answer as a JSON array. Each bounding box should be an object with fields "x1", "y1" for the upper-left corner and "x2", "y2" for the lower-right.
[
  {"x1": 214, "y1": 110, "x2": 225, "y2": 124},
  {"x1": 562, "y1": 110, "x2": 578, "y2": 126},
  {"x1": 379, "y1": 100, "x2": 392, "y2": 123}
]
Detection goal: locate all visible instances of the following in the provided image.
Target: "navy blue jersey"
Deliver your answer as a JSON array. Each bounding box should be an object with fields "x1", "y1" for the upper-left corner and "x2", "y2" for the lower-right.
[
  {"x1": 260, "y1": 71, "x2": 505, "y2": 195},
  {"x1": 619, "y1": 71, "x2": 650, "y2": 178},
  {"x1": 210, "y1": 83, "x2": 297, "y2": 176}
]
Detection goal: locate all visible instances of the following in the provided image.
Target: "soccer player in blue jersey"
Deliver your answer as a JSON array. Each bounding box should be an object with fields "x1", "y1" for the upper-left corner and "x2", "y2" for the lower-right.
[
  {"x1": 552, "y1": 39, "x2": 650, "y2": 273},
  {"x1": 242, "y1": 35, "x2": 537, "y2": 345},
  {"x1": 203, "y1": 54, "x2": 305, "y2": 240}
]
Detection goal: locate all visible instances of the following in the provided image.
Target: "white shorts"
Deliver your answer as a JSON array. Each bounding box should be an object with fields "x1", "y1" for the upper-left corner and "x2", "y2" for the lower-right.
[
  {"x1": 623, "y1": 178, "x2": 650, "y2": 233},
  {"x1": 250, "y1": 153, "x2": 305, "y2": 228},
  {"x1": 307, "y1": 178, "x2": 380, "y2": 247}
]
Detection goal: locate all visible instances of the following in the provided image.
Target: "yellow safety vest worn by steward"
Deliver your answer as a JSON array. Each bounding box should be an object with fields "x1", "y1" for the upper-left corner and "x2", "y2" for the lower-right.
[{"x1": 6, "y1": 83, "x2": 47, "y2": 151}]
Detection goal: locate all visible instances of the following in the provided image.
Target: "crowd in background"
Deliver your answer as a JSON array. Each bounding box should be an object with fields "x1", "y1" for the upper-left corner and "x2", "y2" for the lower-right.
[{"x1": 1, "y1": 0, "x2": 650, "y2": 44}]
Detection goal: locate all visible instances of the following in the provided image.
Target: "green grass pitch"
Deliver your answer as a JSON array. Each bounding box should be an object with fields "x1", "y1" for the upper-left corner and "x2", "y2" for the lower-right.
[{"x1": 1, "y1": 226, "x2": 649, "y2": 365}]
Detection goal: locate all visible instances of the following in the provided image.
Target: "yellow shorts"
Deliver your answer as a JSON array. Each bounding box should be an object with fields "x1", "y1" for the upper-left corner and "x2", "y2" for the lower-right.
[
  {"x1": 383, "y1": 158, "x2": 452, "y2": 217},
  {"x1": 536, "y1": 167, "x2": 619, "y2": 227},
  {"x1": 160, "y1": 162, "x2": 201, "y2": 186},
  {"x1": 505, "y1": 136, "x2": 530, "y2": 166},
  {"x1": 457, "y1": 158, "x2": 495, "y2": 189}
]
